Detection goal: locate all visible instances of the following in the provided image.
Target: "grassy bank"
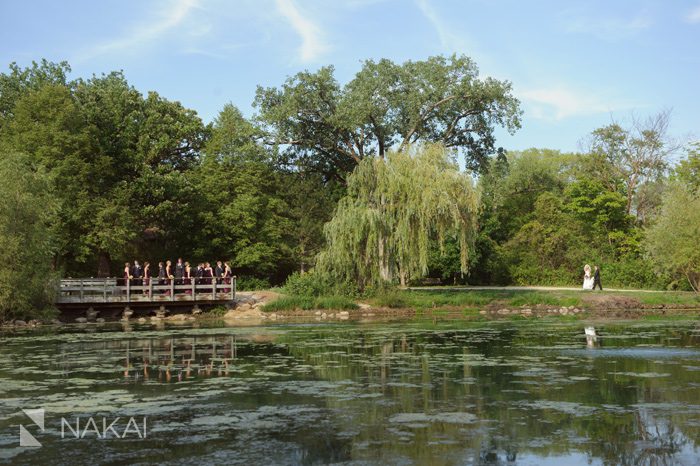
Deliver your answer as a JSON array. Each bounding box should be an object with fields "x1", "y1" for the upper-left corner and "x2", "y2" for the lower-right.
[
  {"x1": 263, "y1": 288, "x2": 700, "y2": 313},
  {"x1": 262, "y1": 295, "x2": 358, "y2": 312}
]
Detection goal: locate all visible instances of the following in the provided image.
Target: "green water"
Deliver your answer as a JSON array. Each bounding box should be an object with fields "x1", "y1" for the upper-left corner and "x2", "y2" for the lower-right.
[{"x1": 1, "y1": 320, "x2": 700, "y2": 465}]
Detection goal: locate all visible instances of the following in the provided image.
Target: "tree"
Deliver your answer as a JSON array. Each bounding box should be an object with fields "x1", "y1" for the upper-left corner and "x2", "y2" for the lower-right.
[
  {"x1": 0, "y1": 64, "x2": 209, "y2": 275},
  {"x1": 673, "y1": 142, "x2": 700, "y2": 193},
  {"x1": 646, "y1": 183, "x2": 700, "y2": 291},
  {"x1": 0, "y1": 59, "x2": 71, "y2": 128},
  {"x1": 0, "y1": 153, "x2": 58, "y2": 321},
  {"x1": 317, "y1": 144, "x2": 479, "y2": 289},
  {"x1": 193, "y1": 105, "x2": 294, "y2": 280},
  {"x1": 254, "y1": 54, "x2": 521, "y2": 181},
  {"x1": 584, "y1": 111, "x2": 679, "y2": 219}
]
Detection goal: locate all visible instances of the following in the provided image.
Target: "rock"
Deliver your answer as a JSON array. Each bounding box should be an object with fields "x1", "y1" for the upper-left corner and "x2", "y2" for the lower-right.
[
  {"x1": 86, "y1": 307, "x2": 99, "y2": 320},
  {"x1": 479, "y1": 310, "x2": 487, "y2": 315},
  {"x1": 95, "y1": 318, "x2": 106, "y2": 323},
  {"x1": 236, "y1": 303, "x2": 252, "y2": 312},
  {"x1": 191, "y1": 305, "x2": 202, "y2": 315},
  {"x1": 521, "y1": 309, "x2": 532, "y2": 316},
  {"x1": 314, "y1": 310, "x2": 322, "y2": 316},
  {"x1": 167, "y1": 314, "x2": 189, "y2": 321},
  {"x1": 321, "y1": 312, "x2": 327, "y2": 318},
  {"x1": 252, "y1": 302, "x2": 265, "y2": 309},
  {"x1": 150, "y1": 316, "x2": 162, "y2": 321},
  {"x1": 358, "y1": 303, "x2": 371, "y2": 310},
  {"x1": 155, "y1": 306, "x2": 169, "y2": 318},
  {"x1": 270, "y1": 313, "x2": 277, "y2": 320},
  {"x1": 497, "y1": 308, "x2": 510, "y2": 315},
  {"x1": 75, "y1": 317, "x2": 88, "y2": 323},
  {"x1": 14, "y1": 320, "x2": 27, "y2": 326},
  {"x1": 251, "y1": 294, "x2": 262, "y2": 302},
  {"x1": 50, "y1": 319, "x2": 62, "y2": 325},
  {"x1": 137, "y1": 317, "x2": 147, "y2": 323}
]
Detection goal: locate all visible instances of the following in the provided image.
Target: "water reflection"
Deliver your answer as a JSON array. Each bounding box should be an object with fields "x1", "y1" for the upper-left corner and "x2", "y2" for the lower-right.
[{"x1": 1, "y1": 321, "x2": 700, "y2": 465}]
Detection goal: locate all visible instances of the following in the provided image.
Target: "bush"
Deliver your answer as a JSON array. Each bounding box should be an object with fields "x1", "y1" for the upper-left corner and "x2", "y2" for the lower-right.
[
  {"x1": 283, "y1": 271, "x2": 329, "y2": 296},
  {"x1": 263, "y1": 295, "x2": 358, "y2": 312},
  {"x1": 236, "y1": 276, "x2": 270, "y2": 291}
]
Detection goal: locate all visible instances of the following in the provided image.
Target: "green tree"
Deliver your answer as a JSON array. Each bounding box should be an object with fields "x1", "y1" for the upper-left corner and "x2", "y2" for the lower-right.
[
  {"x1": 254, "y1": 54, "x2": 521, "y2": 181},
  {"x1": 673, "y1": 142, "x2": 700, "y2": 193},
  {"x1": 584, "y1": 111, "x2": 678, "y2": 219},
  {"x1": 194, "y1": 104, "x2": 293, "y2": 281},
  {"x1": 0, "y1": 153, "x2": 58, "y2": 321},
  {"x1": 0, "y1": 64, "x2": 209, "y2": 275},
  {"x1": 646, "y1": 183, "x2": 700, "y2": 291},
  {"x1": 317, "y1": 144, "x2": 479, "y2": 289}
]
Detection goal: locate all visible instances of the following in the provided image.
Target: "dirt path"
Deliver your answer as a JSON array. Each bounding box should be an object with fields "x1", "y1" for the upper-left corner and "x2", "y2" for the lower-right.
[{"x1": 408, "y1": 285, "x2": 668, "y2": 293}]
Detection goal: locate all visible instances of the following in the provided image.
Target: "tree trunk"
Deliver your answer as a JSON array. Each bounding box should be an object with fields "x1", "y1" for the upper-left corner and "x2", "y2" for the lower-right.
[{"x1": 97, "y1": 251, "x2": 112, "y2": 278}]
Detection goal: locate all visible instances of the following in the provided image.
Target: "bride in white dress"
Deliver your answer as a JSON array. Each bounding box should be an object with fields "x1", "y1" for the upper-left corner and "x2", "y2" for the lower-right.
[{"x1": 582, "y1": 264, "x2": 594, "y2": 290}]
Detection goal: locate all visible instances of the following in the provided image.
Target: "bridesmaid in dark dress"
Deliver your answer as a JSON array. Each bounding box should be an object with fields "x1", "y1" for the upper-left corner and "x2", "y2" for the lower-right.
[
  {"x1": 123, "y1": 262, "x2": 131, "y2": 294},
  {"x1": 165, "y1": 260, "x2": 173, "y2": 295},
  {"x1": 143, "y1": 262, "x2": 151, "y2": 295},
  {"x1": 223, "y1": 262, "x2": 233, "y2": 293},
  {"x1": 184, "y1": 262, "x2": 192, "y2": 295}
]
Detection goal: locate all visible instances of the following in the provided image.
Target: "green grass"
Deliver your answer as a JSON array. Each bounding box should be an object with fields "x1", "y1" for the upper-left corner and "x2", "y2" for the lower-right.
[
  {"x1": 369, "y1": 289, "x2": 583, "y2": 309},
  {"x1": 261, "y1": 287, "x2": 700, "y2": 314},
  {"x1": 262, "y1": 295, "x2": 358, "y2": 312}
]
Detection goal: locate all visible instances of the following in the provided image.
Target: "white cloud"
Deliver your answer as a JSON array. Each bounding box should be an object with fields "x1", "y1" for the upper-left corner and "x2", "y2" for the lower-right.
[
  {"x1": 414, "y1": 0, "x2": 466, "y2": 52},
  {"x1": 520, "y1": 87, "x2": 638, "y2": 120},
  {"x1": 561, "y1": 9, "x2": 652, "y2": 40},
  {"x1": 77, "y1": 0, "x2": 200, "y2": 61},
  {"x1": 686, "y1": 5, "x2": 700, "y2": 23},
  {"x1": 275, "y1": 0, "x2": 329, "y2": 62}
]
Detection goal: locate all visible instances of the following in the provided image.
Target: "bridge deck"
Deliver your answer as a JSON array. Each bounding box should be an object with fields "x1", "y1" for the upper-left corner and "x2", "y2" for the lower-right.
[{"x1": 57, "y1": 278, "x2": 236, "y2": 305}]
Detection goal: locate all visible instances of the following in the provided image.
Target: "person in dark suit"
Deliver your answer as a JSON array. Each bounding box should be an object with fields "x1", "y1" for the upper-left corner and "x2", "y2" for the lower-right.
[
  {"x1": 214, "y1": 261, "x2": 224, "y2": 284},
  {"x1": 175, "y1": 258, "x2": 184, "y2": 286},
  {"x1": 593, "y1": 265, "x2": 603, "y2": 291},
  {"x1": 195, "y1": 263, "x2": 204, "y2": 285},
  {"x1": 132, "y1": 260, "x2": 143, "y2": 290}
]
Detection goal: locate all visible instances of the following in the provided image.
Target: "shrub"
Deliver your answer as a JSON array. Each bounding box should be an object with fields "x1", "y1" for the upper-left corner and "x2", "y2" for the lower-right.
[
  {"x1": 283, "y1": 271, "x2": 329, "y2": 296},
  {"x1": 236, "y1": 276, "x2": 270, "y2": 291}
]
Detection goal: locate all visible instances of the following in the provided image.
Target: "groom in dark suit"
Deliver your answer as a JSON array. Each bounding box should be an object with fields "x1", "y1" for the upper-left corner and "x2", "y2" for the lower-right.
[{"x1": 593, "y1": 266, "x2": 602, "y2": 290}]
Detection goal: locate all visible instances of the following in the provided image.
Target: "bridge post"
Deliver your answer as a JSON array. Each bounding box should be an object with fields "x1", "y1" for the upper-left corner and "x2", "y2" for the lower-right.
[
  {"x1": 212, "y1": 280, "x2": 217, "y2": 300},
  {"x1": 126, "y1": 279, "x2": 130, "y2": 302},
  {"x1": 170, "y1": 280, "x2": 175, "y2": 301},
  {"x1": 191, "y1": 280, "x2": 195, "y2": 300},
  {"x1": 79, "y1": 280, "x2": 84, "y2": 302},
  {"x1": 149, "y1": 279, "x2": 153, "y2": 299},
  {"x1": 231, "y1": 278, "x2": 236, "y2": 301},
  {"x1": 103, "y1": 280, "x2": 107, "y2": 302}
]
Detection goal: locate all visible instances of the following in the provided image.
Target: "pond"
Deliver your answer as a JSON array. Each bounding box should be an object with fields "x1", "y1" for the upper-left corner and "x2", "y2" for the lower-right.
[{"x1": 1, "y1": 320, "x2": 700, "y2": 465}]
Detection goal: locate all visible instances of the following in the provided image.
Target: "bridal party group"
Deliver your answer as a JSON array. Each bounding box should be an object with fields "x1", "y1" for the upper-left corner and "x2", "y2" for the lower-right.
[{"x1": 121, "y1": 258, "x2": 234, "y2": 293}]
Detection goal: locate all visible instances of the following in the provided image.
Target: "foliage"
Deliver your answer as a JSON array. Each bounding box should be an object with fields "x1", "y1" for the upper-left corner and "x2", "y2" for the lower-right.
[
  {"x1": 262, "y1": 295, "x2": 357, "y2": 312},
  {"x1": 0, "y1": 153, "x2": 59, "y2": 321},
  {"x1": 317, "y1": 144, "x2": 479, "y2": 290},
  {"x1": 283, "y1": 271, "x2": 329, "y2": 297},
  {"x1": 235, "y1": 277, "x2": 271, "y2": 291},
  {"x1": 254, "y1": 54, "x2": 521, "y2": 180},
  {"x1": 583, "y1": 111, "x2": 677, "y2": 219},
  {"x1": 673, "y1": 142, "x2": 700, "y2": 193},
  {"x1": 645, "y1": 183, "x2": 700, "y2": 291}
]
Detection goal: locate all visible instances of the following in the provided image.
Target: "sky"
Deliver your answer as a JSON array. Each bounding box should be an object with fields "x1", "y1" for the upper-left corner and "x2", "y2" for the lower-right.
[{"x1": 1, "y1": 0, "x2": 699, "y2": 152}]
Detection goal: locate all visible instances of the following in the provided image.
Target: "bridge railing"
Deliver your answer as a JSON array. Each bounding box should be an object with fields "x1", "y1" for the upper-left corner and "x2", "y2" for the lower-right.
[{"x1": 57, "y1": 278, "x2": 236, "y2": 304}]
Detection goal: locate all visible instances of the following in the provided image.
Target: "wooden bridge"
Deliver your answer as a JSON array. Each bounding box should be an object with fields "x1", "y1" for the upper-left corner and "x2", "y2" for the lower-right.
[{"x1": 56, "y1": 278, "x2": 236, "y2": 317}]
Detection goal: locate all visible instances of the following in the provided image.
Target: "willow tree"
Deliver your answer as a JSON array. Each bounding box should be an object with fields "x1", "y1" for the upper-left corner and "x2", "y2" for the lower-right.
[{"x1": 317, "y1": 144, "x2": 479, "y2": 289}]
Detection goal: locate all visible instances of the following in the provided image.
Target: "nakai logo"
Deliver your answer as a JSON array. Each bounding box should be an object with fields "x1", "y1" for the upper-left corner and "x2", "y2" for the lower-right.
[{"x1": 19, "y1": 408, "x2": 44, "y2": 447}]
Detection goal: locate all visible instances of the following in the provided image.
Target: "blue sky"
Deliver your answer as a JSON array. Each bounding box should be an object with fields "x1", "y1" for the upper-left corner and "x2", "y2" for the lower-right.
[{"x1": 1, "y1": 0, "x2": 698, "y2": 152}]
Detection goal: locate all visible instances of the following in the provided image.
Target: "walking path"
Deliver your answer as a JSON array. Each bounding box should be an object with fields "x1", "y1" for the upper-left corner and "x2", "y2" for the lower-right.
[{"x1": 407, "y1": 285, "x2": 668, "y2": 293}]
